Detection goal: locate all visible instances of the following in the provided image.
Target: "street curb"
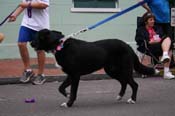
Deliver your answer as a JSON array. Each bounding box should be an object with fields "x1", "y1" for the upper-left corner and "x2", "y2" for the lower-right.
[
  {"x1": 0, "y1": 72, "x2": 147, "y2": 85},
  {"x1": 0, "y1": 74, "x2": 111, "y2": 85}
]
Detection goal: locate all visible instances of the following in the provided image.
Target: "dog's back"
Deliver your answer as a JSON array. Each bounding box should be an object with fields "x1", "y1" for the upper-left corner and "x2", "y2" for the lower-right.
[{"x1": 93, "y1": 39, "x2": 155, "y2": 75}]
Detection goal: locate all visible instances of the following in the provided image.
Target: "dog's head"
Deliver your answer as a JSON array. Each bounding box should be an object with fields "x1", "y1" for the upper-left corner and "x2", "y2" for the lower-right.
[{"x1": 31, "y1": 29, "x2": 64, "y2": 52}]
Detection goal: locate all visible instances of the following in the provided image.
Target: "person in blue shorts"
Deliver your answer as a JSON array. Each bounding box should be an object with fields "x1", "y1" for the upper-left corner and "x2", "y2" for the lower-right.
[{"x1": 8, "y1": 0, "x2": 50, "y2": 85}]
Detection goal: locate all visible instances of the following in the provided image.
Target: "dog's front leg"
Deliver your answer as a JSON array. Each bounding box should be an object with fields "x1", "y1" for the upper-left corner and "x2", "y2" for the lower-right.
[
  {"x1": 59, "y1": 76, "x2": 71, "y2": 97},
  {"x1": 61, "y1": 76, "x2": 80, "y2": 107}
]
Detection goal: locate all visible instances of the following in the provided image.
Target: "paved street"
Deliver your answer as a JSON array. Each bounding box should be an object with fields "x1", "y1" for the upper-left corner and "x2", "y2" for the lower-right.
[{"x1": 0, "y1": 78, "x2": 175, "y2": 116}]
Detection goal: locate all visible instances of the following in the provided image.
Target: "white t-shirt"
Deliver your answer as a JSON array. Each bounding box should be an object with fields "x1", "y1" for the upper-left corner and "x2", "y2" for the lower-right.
[{"x1": 21, "y1": 0, "x2": 50, "y2": 31}]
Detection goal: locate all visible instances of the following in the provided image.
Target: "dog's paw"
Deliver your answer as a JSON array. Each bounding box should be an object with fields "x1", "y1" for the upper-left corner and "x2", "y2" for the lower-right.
[
  {"x1": 127, "y1": 98, "x2": 136, "y2": 104},
  {"x1": 116, "y1": 95, "x2": 122, "y2": 101},
  {"x1": 60, "y1": 102, "x2": 68, "y2": 108}
]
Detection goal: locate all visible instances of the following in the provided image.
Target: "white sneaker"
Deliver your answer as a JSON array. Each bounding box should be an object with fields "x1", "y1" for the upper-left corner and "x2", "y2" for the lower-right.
[
  {"x1": 155, "y1": 69, "x2": 160, "y2": 75},
  {"x1": 160, "y1": 54, "x2": 170, "y2": 63},
  {"x1": 164, "y1": 72, "x2": 175, "y2": 79}
]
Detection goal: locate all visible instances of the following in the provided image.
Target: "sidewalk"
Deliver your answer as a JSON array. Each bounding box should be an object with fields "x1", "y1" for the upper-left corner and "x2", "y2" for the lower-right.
[
  {"x1": 0, "y1": 57, "x2": 174, "y2": 85},
  {"x1": 0, "y1": 58, "x2": 106, "y2": 85}
]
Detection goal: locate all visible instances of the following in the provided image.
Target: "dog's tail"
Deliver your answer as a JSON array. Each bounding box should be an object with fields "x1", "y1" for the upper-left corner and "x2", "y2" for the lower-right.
[{"x1": 133, "y1": 53, "x2": 155, "y2": 75}]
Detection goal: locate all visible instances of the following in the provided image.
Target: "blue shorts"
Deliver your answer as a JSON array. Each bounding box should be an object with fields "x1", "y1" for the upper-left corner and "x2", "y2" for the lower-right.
[{"x1": 18, "y1": 26, "x2": 37, "y2": 42}]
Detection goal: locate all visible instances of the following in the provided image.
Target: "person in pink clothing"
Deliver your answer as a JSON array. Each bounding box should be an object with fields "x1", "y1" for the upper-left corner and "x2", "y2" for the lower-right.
[{"x1": 135, "y1": 13, "x2": 175, "y2": 79}]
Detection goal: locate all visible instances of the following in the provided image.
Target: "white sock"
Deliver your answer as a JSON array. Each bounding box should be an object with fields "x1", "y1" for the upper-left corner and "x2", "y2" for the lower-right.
[
  {"x1": 163, "y1": 51, "x2": 168, "y2": 56},
  {"x1": 164, "y1": 67, "x2": 169, "y2": 73}
]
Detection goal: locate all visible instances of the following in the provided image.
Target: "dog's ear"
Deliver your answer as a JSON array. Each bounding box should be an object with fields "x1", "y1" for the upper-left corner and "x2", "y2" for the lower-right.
[
  {"x1": 39, "y1": 29, "x2": 50, "y2": 37},
  {"x1": 52, "y1": 30, "x2": 65, "y2": 39},
  {"x1": 40, "y1": 29, "x2": 50, "y2": 33},
  {"x1": 31, "y1": 29, "x2": 50, "y2": 48},
  {"x1": 37, "y1": 29, "x2": 51, "y2": 42},
  {"x1": 56, "y1": 31, "x2": 63, "y2": 36}
]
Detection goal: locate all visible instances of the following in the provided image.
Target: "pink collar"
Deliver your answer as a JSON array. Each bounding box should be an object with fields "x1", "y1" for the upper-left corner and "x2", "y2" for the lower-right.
[
  {"x1": 56, "y1": 38, "x2": 66, "y2": 51},
  {"x1": 56, "y1": 43, "x2": 63, "y2": 51}
]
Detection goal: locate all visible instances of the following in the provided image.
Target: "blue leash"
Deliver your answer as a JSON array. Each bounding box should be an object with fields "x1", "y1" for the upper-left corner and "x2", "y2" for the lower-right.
[
  {"x1": 88, "y1": 0, "x2": 146, "y2": 30},
  {"x1": 65, "y1": 0, "x2": 147, "y2": 39}
]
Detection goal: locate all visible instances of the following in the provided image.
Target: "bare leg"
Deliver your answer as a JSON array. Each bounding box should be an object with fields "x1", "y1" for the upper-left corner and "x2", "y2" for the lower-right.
[
  {"x1": 37, "y1": 50, "x2": 45, "y2": 74},
  {"x1": 161, "y1": 37, "x2": 172, "y2": 70},
  {"x1": 160, "y1": 37, "x2": 172, "y2": 63},
  {"x1": 18, "y1": 42, "x2": 30, "y2": 70},
  {"x1": 161, "y1": 37, "x2": 171, "y2": 52}
]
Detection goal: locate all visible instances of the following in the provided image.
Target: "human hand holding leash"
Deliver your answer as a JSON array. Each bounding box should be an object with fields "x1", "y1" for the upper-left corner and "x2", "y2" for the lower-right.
[
  {"x1": 8, "y1": 15, "x2": 17, "y2": 22},
  {"x1": 8, "y1": 6, "x2": 25, "y2": 23},
  {"x1": 0, "y1": 5, "x2": 20, "y2": 26}
]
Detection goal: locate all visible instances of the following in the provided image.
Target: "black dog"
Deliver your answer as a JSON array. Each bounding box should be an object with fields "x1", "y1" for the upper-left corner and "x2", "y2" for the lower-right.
[{"x1": 31, "y1": 29, "x2": 155, "y2": 107}]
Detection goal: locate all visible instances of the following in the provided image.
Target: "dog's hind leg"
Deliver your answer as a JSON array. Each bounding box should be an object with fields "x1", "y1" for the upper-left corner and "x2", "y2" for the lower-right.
[
  {"x1": 104, "y1": 66, "x2": 127, "y2": 101},
  {"x1": 59, "y1": 76, "x2": 71, "y2": 98},
  {"x1": 127, "y1": 78, "x2": 138, "y2": 104},
  {"x1": 116, "y1": 79, "x2": 127, "y2": 101}
]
